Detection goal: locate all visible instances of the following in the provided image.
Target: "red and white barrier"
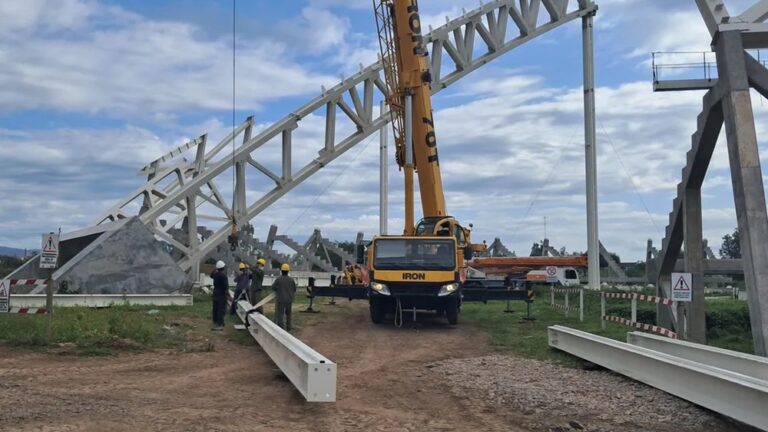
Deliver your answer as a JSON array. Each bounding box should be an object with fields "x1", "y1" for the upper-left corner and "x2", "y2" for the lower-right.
[
  {"x1": 602, "y1": 315, "x2": 678, "y2": 338},
  {"x1": 8, "y1": 307, "x2": 48, "y2": 315},
  {"x1": 8, "y1": 279, "x2": 50, "y2": 287},
  {"x1": 602, "y1": 292, "x2": 674, "y2": 306},
  {"x1": 601, "y1": 291, "x2": 677, "y2": 338}
]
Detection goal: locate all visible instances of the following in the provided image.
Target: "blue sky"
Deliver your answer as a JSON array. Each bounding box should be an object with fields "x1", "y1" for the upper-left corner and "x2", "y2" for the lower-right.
[{"x1": 1, "y1": 0, "x2": 766, "y2": 261}]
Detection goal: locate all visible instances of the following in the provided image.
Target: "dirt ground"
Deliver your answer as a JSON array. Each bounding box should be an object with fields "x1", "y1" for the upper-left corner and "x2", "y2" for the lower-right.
[{"x1": 0, "y1": 303, "x2": 752, "y2": 432}]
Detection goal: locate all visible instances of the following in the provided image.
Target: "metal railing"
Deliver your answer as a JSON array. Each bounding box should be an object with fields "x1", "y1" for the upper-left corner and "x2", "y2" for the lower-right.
[{"x1": 651, "y1": 51, "x2": 718, "y2": 83}]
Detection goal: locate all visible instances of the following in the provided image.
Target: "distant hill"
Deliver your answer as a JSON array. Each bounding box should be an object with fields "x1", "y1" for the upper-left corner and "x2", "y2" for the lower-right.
[{"x1": 0, "y1": 246, "x2": 36, "y2": 258}]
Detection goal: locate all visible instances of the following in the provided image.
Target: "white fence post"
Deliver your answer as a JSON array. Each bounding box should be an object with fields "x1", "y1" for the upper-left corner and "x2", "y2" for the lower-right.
[
  {"x1": 550, "y1": 285, "x2": 554, "y2": 306},
  {"x1": 601, "y1": 292, "x2": 606, "y2": 330},
  {"x1": 631, "y1": 297, "x2": 637, "y2": 324}
]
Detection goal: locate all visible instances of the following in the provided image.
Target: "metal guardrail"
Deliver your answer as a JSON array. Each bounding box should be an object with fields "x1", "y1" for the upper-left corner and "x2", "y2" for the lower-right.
[
  {"x1": 234, "y1": 298, "x2": 337, "y2": 402},
  {"x1": 627, "y1": 331, "x2": 768, "y2": 382},
  {"x1": 10, "y1": 294, "x2": 193, "y2": 308},
  {"x1": 548, "y1": 325, "x2": 768, "y2": 430}
]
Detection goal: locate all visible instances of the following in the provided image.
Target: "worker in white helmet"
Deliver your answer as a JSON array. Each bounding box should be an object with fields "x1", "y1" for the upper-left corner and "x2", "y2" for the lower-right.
[
  {"x1": 272, "y1": 263, "x2": 297, "y2": 331},
  {"x1": 211, "y1": 260, "x2": 228, "y2": 329}
]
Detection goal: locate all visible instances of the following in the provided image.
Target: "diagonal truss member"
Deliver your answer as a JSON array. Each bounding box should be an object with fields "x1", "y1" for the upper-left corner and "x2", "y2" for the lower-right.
[{"x1": 60, "y1": 0, "x2": 598, "y2": 275}]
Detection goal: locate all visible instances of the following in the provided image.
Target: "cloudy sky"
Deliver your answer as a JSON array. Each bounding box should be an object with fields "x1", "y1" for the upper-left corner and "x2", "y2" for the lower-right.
[{"x1": 1, "y1": 0, "x2": 766, "y2": 261}]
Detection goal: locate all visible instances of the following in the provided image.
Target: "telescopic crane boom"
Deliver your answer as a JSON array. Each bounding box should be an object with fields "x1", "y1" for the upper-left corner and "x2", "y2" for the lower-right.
[{"x1": 374, "y1": 0, "x2": 446, "y2": 235}]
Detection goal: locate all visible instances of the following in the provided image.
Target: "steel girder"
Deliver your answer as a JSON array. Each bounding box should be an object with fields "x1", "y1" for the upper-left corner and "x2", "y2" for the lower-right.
[{"x1": 83, "y1": 0, "x2": 597, "y2": 272}]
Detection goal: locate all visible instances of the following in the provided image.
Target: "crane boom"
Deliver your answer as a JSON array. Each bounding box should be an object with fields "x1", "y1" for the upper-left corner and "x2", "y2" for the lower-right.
[{"x1": 374, "y1": 0, "x2": 447, "y2": 230}]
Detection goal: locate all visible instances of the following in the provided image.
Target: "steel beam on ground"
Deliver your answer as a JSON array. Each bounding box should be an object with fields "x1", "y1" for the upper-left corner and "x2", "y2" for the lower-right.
[
  {"x1": 627, "y1": 331, "x2": 768, "y2": 382},
  {"x1": 235, "y1": 300, "x2": 336, "y2": 402},
  {"x1": 10, "y1": 294, "x2": 193, "y2": 308},
  {"x1": 548, "y1": 325, "x2": 768, "y2": 430}
]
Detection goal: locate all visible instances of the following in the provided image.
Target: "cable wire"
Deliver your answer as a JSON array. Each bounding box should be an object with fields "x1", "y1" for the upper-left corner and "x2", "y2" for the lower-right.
[
  {"x1": 283, "y1": 132, "x2": 380, "y2": 235},
  {"x1": 231, "y1": 0, "x2": 237, "y2": 215},
  {"x1": 598, "y1": 120, "x2": 661, "y2": 235}
]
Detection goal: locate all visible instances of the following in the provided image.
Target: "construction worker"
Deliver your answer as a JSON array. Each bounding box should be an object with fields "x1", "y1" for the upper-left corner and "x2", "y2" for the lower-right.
[
  {"x1": 272, "y1": 263, "x2": 297, "y2": 331},
  {"x1": 229, "y1": 262, "x2": 250, "y2": 315},
  {"x1": 249, "y1": 258, "x2": 266, "y2": 312},
  {"x1": 211, "y1": 260, "x2": 228, "y2": 329}
]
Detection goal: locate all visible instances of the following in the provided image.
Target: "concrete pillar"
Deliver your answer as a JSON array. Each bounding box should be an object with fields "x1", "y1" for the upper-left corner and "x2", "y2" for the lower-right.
[
  {"x1": 684, "y1": 188, "x2": 706, "y2": 343},
  {"x1": 716, "y1": 31, "x2": 768, "y2": 356},
  {"x1": 582, "y1": 10, "x2": 600, "y2": 290}
]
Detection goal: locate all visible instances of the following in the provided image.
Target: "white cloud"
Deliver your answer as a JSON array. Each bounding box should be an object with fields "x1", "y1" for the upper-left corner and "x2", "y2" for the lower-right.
[{"x1": 0, "y1": 0, "x2": 336, "y2": 118}]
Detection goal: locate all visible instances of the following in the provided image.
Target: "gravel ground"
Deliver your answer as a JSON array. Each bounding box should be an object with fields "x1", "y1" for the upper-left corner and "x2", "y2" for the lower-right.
[{"x1": 427, "y1": 355, "x2": 751, "y2": 432}]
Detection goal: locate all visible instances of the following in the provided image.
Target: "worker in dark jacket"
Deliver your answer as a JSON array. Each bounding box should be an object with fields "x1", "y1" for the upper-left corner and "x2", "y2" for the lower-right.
[
  {"x1": 211, "y1": 260, "x2": 228, "y2": 329},
  {"x1": 272, "y1": 263, "x2": 297, "y2": 331},
  {"x1": 230, "y1": 262, "x2": 250, "y2": 315},
  {"x1": 250, "y1": 258, "x2": 266, "y2": 312}
]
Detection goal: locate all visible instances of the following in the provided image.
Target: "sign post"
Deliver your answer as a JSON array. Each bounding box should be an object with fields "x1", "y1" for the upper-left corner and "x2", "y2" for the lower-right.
[
  {"x1": 40, "y1": 232, "x2": 60, "y2": 340},
  {"x1": 671, "y1": 272, "x2": 692, "y2": 302},
  {"x1": 545, "y1": 266, "x2": 559, "y2": 284},
  {"x1": 0, "y1": 279, "x2": 9, "y2": 313}
]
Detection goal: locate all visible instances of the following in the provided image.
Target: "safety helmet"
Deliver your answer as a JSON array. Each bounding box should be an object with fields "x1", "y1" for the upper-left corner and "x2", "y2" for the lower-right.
[
  {"x1": 239, "y1": 262, "x2": 247, "y2": 270},
  {"x1": 257, "y1": 258, "x2": 266, "y2": 266},
  {"x1": 215, "y1": 260, "x2": 226, "y2": 269},
  {"x1": 280, "y1": 263, "x2": 290, "y2": 272}
]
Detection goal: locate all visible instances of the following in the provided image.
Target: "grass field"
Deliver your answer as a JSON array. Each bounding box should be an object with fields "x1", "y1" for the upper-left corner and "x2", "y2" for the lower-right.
[
  {"x1": 0, "y1": 286, "x2": 754, "y2": 361},
  {"x1": 0, "y1": 294, "x2": 255, "y2": 355},
  {"x1": 461, "y1": 285, "x2": 754, "y2": 365}
]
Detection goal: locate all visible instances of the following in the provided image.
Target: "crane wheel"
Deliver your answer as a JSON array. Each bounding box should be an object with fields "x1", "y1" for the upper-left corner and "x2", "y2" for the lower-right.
[
  {"x1": 445, "y1": 299, "x2": 459, "y2": 325},
  {"x1": 369, "y1": 297, "x2": 385, "y2": 324}
]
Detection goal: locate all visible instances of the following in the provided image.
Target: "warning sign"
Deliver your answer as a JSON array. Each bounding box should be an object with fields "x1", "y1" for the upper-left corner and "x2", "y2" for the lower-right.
[
  {"x1": 671, "y1": 272, "x2": 692, "y2": 302},
  {"x1": 546, "y1": 266, "x2": 559, "y2": 284},
  {"x1": 40, "y1": 233, "x2": 60, "y2": 269},
  {"x1": 0, "y1": 279, "x2": 9, "y2": 313}
]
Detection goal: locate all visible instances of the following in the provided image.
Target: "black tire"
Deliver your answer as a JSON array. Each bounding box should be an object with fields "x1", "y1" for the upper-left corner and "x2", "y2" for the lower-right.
[
  {"x1": 370, "y1": 297, "x2": 384, "y2": 324},
  {"x1": 435, "y1": 307, "x2": 445, "y2": 317},
  {"x1": 445, "y1": 298, "x2": 459, "y2": 325}
]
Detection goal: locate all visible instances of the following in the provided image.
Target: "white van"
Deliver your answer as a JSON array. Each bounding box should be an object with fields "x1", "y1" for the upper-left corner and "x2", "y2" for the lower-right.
[{"x1": 526, "y1": 267, "x2": 580, "y2": 286}]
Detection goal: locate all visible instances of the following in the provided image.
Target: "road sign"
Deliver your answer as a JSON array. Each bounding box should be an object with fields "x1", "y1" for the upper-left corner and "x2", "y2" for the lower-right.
[
  {"x1": 0, "y1": 279, "x2": 9, "y2": 313},
  {"x1": 671, "y1": 272, "x2": 692, "y2": 302},
  {"x1": 546, "y1": 266, "x2": 559, "y2": 283},
  {"x1": 40, "y1": 233, "x2": 60, "y2": 269}
]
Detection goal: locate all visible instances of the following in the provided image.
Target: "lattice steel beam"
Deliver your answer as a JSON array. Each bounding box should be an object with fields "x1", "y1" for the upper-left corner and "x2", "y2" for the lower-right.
[{"x1": 79, "y1": 0, "x2": 597, "y2": 272}]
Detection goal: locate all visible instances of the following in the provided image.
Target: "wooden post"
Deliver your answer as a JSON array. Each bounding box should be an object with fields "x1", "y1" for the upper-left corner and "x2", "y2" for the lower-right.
[
  {"x1": 565, "y1": 292, "x2": 570, "y2": 318},
  {"x1": 579, "y1": 288, "x2": 584, "y2": 322}
]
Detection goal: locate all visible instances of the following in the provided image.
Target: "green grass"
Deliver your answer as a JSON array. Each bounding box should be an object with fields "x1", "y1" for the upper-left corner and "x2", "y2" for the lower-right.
[
  {"x1": 461, "y1": 285, "x2": 754, "y2": 366},
  {"x1": 0, "y1": 294, "x2": 256, "y2": 355}
]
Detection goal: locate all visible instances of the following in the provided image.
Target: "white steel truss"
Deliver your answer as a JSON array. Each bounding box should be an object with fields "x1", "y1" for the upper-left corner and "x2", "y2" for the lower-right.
[{"x1": 76, "y1": 0, "x2": 598, "y2": 272}]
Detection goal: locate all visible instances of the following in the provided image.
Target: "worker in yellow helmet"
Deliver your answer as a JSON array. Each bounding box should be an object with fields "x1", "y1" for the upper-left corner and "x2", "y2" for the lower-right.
[
  {"x1": 249, "y1": 258, "x2": 266, "y2": 313},
  {"x1": 272, "y1": 263, "x2": 297, "y2": 331},
  {"x1": 229, "y1": 262, "x2": 250, "y2": 315}
]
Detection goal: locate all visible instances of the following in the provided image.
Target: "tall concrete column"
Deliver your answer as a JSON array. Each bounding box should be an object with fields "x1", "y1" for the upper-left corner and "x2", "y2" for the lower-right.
[
  {"x1": 683, "y1": 188, "x2": 706, "y2": 343},
  {"x1": 582, "y1": 9, "x2": 600, "y2": 290},
  {"x1": 716, "y1": 30, "x2": 768, "y2": 356}
]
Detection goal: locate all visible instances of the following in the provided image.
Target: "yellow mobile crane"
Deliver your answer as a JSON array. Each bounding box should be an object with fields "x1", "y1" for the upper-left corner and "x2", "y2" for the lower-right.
[{"x1": 362, "y1": 0, "x2": 485, "y2": 325}]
